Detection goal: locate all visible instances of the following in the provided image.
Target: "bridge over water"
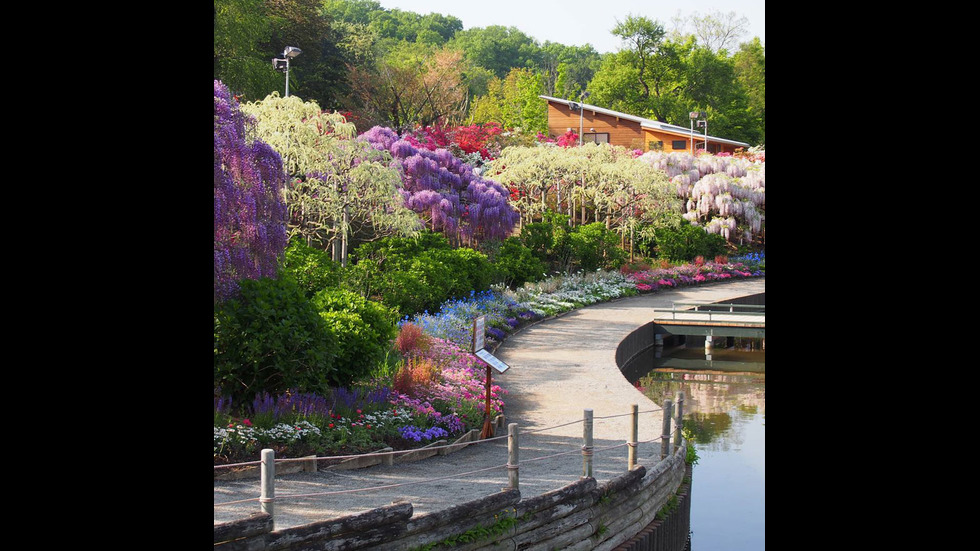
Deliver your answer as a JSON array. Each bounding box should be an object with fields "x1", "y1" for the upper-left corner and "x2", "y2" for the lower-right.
[{"x1": 652, "y1": 300, "x2": 766, "y2": 339}]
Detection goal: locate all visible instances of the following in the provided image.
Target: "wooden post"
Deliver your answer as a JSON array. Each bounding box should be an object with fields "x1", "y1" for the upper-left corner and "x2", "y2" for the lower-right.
[
  {"x1": 582, "y1": 409, "x2": 594, "y2": 479},
  {"x1": 660, "y1": 400, "x2": 673, "y2": 460},
  {"x1": 480, "y1": 364, "x2": 494, "y2": 439},
  {"x1": 673, "y1": 391, "x2": 685, "y2": 451},
  {"x1": 507, "y1": 423, "x2": 519, "y2": 491},
  {"x1": 628, "y1": 404, "x2": 638, "y2": 470},
  {"x1": 260, "y1": 449, "x2": 275, "y2": 521}
]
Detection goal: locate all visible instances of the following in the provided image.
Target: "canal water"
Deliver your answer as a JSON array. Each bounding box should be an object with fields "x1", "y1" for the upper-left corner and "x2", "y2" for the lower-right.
[{"x1": 630, "y1": 338, "x2": 765, "y2": 551}]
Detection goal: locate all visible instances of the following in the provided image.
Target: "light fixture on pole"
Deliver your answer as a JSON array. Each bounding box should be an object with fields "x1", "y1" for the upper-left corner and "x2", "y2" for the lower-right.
[
  {"x1": 579, "y1": 91, "x2": 590, "y2": 146},
  {"x1": 689, "y1": 110, "x2": 706, "y2": 153},
  {"x1": 272, "y1": 46, "x2": 302, "y2": 97}
]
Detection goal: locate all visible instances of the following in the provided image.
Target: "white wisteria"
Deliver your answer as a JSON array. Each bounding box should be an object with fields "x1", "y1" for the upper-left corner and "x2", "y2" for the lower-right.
[{"x1": 639, "y1": 151, "x2": 765, "y2": 246}]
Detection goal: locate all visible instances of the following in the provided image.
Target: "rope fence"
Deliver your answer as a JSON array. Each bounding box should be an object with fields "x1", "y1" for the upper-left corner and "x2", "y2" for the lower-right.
[{"x1": 214, "y1": 393, "x2": 687, "y2": 526}]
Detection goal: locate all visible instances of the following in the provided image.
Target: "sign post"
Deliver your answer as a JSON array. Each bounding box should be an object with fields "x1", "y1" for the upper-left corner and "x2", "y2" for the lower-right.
[{"x1": 471, "y1": 316, "x2": 510, "y2": 439}]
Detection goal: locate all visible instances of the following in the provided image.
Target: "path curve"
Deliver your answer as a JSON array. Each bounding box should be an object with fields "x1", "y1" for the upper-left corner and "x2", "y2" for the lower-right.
[{"x1": 214, "y1": 278, "x2": 765, "y2": 529}]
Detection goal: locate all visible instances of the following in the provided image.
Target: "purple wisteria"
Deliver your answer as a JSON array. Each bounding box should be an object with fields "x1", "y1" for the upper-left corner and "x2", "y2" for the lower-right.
[
  {"x1": 214, "y1": 80, "x2": 288, "y2": 303},
  {"x1": 359, "y1": 126, "x2": 519, "y2": 244}
]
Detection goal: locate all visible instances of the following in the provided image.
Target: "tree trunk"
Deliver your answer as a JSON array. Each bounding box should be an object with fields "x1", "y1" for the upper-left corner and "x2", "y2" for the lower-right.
[{"x1": 341, "y1": 205, "x2": 349, "y2": 267}]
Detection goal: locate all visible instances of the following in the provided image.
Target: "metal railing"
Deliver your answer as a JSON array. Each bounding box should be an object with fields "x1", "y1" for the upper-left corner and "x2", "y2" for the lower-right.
[
  {"x1": 656, "y1": 307, "x2": 766, "y2": 322},
  {"x1": 671, "y1": 301, "x2": 766, "y2": 312}
]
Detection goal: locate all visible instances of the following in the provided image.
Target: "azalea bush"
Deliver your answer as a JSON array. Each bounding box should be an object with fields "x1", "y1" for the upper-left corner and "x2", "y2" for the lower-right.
[{"x1": 625, "y1": 257, "x2": 764, "y2": 292}]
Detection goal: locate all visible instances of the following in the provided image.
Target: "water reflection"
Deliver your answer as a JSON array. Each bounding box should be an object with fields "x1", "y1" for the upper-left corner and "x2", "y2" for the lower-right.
[{"x1": 629, "y1": 339, "x2": 765, "y2": 551}]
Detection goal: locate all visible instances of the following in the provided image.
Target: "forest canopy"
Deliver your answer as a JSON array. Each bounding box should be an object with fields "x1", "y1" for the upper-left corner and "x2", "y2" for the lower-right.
[{"x1": 214, "y1": 0, "x2": 764, "y2": 146}]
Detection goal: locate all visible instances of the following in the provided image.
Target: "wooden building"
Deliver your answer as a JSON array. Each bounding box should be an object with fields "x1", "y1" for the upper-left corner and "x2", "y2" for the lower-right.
[{"x1": 540, "y1": 95, "x2": 750, "y2": 154}]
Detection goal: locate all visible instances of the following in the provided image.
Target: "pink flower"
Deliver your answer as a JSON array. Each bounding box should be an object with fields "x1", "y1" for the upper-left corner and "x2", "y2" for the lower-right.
[{"x1": 242, "y1": 418, "x2": 252, "y2": 426}]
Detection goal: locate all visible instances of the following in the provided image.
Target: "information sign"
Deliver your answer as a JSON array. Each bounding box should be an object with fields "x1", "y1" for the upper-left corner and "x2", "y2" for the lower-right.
[
  {"x1": 473, "y1": 315, "x2": 486, "y2": 352},
  {"x1": 475, "y1": 348, "x2": 509, "y2": 373}
]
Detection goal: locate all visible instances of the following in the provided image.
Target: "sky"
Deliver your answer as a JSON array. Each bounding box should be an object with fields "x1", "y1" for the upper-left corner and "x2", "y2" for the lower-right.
[{"x1": 375, "y1": 0, "x2": 765, "y2": 54}]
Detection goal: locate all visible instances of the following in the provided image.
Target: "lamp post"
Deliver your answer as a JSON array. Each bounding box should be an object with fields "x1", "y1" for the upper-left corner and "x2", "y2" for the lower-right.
[
  {"x1": 579, "y1": 91, "x2": 590, "y2": 146},
  {"x1": 689, "y1": 110, "x2": 706, "y2": 154},
  {"x1": 272, "y1": 46, "x2": 302, "y2": 97}
]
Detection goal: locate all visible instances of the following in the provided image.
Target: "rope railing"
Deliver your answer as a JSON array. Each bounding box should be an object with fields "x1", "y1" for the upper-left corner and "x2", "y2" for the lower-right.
[
  {"x1": 214, "y1": 432, "x2": 510, "y2": 470},
  {"x1": 593, "y1": 407, "x2": 661, "y2": 420},
  {"x1": 276, "y1": 463, "x2": 510, "y2": 501},
  {"x1": 523, "y1": 418, "x2": 584, "y2": 434},
  {"x1": 215, "y1": 395, "x2": 688, "y2": 526},
  {"x1": 215, "y1": 406, "x2": 667, "y2": 472}
]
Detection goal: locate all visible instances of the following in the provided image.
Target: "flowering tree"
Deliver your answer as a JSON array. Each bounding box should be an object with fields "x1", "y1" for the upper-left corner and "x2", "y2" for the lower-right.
[
  {"x1": 214, "y1": 80, "x2": 288, "y2": 303},
  {"x1": 240, "y1": 93, "x2": 420, "y2": 266},
  {"x1": 638, "y1": 151, "x2": 765, "y2": 245},
  {"x1": 359, "y1": 126, "x2": 520, "y2": 246},
  {"x1": 488, "y1": 143, "x2": 677, "y2": 249}
]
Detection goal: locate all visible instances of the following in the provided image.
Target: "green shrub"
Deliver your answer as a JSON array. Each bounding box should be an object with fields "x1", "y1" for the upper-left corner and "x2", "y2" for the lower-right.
[
  {"x1": 569, "y1": 222, "x2": 627, "y2": 271},
  {"x1": 519, "y1": 221, "x2": 554, "y2": 262},
  {"x1": 214, "y1": 277, "x2": 338, "y2": 404},
  {"x1": 653, "y1": 221, "x2": 728, "y2": 262},
  {"x1": 520, "y1": 212, "x2": 573, "y2": 272},
  {"x1": 347, "y1": 231, "x2": 495, "y2": 317},
  {"x1": 491, "y1": 236, "x2": 547, "y2": 287},
  {"x1": 428, "y1": 247, "x2": 493, "y2": 298},
  {"x1": 280, "y1": 236, "x2": 341, "y2": 297},
  {"x1": 312, "y1": 288, "x2": 399, "y2": 386}
]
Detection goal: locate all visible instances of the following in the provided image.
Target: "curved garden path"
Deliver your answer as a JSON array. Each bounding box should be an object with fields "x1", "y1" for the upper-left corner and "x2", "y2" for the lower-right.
[{"x1": 214, "y1": 277, "x2": 766, "y2": 529}]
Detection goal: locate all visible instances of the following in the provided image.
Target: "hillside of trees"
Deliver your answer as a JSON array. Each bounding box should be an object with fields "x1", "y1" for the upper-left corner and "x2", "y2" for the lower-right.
[{"x1": 214, "y1": 0, "x2": 765, "y2": 147}]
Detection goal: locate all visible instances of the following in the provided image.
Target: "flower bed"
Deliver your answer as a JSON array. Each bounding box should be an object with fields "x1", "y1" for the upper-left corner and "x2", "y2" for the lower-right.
[
  {"x1": 214, "y1": 258, "x2": 763, "y2": 466},
  {"x1": 625, "y1": 256, "x2": 764, "y2": 292}
]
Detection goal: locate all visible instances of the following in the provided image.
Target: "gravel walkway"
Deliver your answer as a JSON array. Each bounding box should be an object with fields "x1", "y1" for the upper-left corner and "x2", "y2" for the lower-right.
[{"x1": 214, "y1": 278, "x2": 765, "y2": 529}]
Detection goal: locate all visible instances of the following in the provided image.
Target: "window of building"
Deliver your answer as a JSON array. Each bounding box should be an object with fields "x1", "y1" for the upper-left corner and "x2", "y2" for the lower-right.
[
  {"x1": 582, "y1": 133, "x2": 609, "y2": 144},
  {"x1": 671, "y1": 140, "x2": 687, "y2": 150},
  {"x1": 649, "y1": 140, "x2": 664, "y2": 151}
]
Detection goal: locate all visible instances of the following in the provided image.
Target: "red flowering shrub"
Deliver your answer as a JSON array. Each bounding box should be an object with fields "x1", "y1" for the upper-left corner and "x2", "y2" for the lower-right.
[
  {"x1": 556, "y1": 130, "x2": 579, "y2": 148},
  {"x1": 395, "y1": 323, "x2": 431, "y2": 357}
]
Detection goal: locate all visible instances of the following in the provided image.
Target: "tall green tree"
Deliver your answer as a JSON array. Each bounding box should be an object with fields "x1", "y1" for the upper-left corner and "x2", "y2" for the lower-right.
[
  {"x1": 538, "y1": 42, "x2": 603, "y2": 99},
  {"x1": 688, "y1": 10, "x2": 750, "y2": 54},
  {"x1": 589, "y1": 16, "x2": 688, "y2": 123},
  {"x1": 469, "y1": 68, "x2": 547, "y2": 133},
  {"x1": 256, "y1": 0, "x2": 345, "y2": 107},
  {"x1": 733, "y1": 38, "x2": 765, "y2": 145},
  {"x1": 449, "y1": 25, "x2": 542, "y2": 78},
  {"x1": 681, "y1": 45, "x2": 760, "y2": 145},
  {"x1": 346, "y1": 42, "x2": 470, "y2": 131},
  {"x1": 213, "y1": 0, "x2": 280, "y2": 101}
]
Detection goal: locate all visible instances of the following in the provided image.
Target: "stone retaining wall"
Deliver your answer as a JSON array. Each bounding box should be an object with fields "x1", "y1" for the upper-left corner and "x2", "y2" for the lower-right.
[{"x1": 214, "y1": 444, "x2": 691, "y2": 551}]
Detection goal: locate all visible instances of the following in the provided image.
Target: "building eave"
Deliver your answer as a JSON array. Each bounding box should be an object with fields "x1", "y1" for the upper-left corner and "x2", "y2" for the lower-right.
[{"x1": 540, "y1": 95, "x2": 751, "y2": 148}]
